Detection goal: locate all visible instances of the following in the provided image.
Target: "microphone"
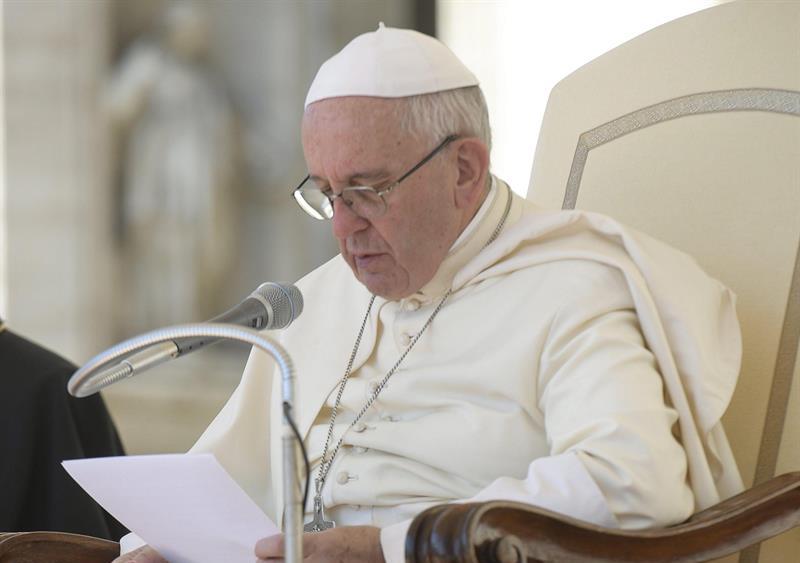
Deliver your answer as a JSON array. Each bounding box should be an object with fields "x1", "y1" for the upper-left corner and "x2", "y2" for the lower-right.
[
  {"x1": 176, "y1": 282, "x2": 303, "y2": 353},
  {"x1": 83, "y1": 282, "x2": 303, "y2": 391}
]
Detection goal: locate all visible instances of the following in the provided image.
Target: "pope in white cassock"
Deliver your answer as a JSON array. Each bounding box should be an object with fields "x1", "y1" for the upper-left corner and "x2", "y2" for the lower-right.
[{"x1": 117, "y1": 24, "x2": 744, "y2": 563}]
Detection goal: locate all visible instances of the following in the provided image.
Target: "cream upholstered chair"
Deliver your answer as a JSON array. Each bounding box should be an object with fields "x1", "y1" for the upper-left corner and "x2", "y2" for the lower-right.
[{"x1": 407, "y1": 2, "x2": 799, "y2": 562}]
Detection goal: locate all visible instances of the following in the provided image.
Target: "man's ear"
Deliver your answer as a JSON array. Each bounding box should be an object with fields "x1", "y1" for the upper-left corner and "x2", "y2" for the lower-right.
[{"x1": 453, "y1": 137, "x2": 490, "y2": 210}]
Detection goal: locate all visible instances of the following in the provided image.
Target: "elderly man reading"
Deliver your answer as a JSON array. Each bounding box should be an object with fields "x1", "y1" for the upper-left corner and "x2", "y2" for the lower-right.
[{"x1": 117, "y1": 24, "x2": 743, "y2": 563}]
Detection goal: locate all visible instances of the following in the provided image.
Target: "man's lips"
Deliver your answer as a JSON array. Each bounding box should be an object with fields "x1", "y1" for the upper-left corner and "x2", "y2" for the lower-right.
[{"x1": 353, "y1": 253, "x2": 387, "y2": 269}]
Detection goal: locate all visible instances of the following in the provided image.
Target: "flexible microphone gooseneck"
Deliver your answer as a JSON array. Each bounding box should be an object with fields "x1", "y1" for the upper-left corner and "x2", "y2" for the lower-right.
[{"x1": 67, "y1": 282, "x2": 303, "y2": 397}]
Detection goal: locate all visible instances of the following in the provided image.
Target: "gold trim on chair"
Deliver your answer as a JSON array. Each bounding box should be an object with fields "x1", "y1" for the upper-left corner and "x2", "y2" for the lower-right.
[
  {"x1": 562, "y1": 88, "x2": 800, "y2": 210},
  {"x1": 740, "y1": 241, "x2": 800, "y2": 563}
]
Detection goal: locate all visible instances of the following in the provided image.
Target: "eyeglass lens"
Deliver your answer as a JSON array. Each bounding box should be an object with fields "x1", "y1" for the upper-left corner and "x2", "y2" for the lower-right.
[{"x1": 297, "y1": 186, "x2": 386, "y2": 219}]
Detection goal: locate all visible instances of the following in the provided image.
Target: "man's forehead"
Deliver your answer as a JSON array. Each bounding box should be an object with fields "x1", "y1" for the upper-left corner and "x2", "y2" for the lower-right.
[
  {"x1": 306, "y1": 99, "x2": 398, "y2": 137},
  {"x1": 302, "y1": 97, "x2": 404, "y2": 148},
  {"x1": 302, "y1": 117, "x2": 388, "y2": 178}
]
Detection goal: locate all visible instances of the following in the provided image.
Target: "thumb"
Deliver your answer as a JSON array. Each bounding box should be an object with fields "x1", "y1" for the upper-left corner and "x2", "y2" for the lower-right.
[{"x1": 255, "y1": 533, "x2": 284, "y2": 559}]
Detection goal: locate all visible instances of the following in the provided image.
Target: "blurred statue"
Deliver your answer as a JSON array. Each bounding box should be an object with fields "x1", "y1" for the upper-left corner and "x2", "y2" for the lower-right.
[{"x1": 107, "y1": 0, "x2": 239, "y2": 333}]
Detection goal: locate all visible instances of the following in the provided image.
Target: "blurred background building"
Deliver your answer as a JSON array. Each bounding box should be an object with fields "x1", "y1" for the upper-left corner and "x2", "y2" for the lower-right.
[{"x1": 0, "y1": 0, "x2": 722, "y2": 454}]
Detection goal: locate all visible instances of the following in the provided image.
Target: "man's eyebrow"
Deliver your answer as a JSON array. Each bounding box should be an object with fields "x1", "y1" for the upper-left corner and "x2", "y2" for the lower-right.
[{"x1": 308, "y1": 169, "x2": 391, "y2": 186}]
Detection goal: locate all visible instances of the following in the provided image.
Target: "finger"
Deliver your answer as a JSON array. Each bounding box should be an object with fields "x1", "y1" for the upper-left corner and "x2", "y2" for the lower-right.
[
  {"x1": 111, "y1": 545, "x2": 143, "y2": 563},
  {"x1": 134, "y1": 546, "x2": 168, "y2": 563},
  {"x1": 112, "y1": 546, "x2": 167, "y2": 563},
  {"x1": 255, "y1": 534, "x2": 284, "y2": 558}
]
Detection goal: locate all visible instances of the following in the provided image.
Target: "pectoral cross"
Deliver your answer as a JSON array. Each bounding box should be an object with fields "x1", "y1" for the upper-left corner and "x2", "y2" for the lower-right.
[{"x1": 303, "y1": 494, "x2": 335, "y2": 532}]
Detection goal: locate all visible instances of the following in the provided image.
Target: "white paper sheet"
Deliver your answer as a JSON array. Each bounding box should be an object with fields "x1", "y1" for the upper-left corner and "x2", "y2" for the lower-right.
[{"x1": 63, "y1": 453, "x2": 279, "y2": 563}]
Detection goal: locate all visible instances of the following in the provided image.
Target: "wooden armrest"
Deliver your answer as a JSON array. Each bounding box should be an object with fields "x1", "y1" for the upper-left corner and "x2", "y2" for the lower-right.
[
  {"x1": 405, "y1": 472, "x2": 800, "y2": 563},
  {"x1": 0, "y1": 531, "x2": 118, "y2": 563}
]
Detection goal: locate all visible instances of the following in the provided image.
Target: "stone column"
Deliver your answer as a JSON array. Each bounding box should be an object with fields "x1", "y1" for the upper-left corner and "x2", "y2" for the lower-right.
[{"x1": 4, "y1": 0, "x2": 114, "y2": 361}]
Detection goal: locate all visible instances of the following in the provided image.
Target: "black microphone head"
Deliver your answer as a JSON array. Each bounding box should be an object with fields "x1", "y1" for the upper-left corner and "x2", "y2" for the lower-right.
[{"x1": 252, "y1": 282, "x2": 304, "y2": 329}]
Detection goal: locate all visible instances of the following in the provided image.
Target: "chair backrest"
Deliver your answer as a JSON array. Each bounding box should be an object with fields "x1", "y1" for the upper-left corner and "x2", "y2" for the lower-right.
[{"x1": 527, "y1": 2, "x2": 799, "y2": 561}]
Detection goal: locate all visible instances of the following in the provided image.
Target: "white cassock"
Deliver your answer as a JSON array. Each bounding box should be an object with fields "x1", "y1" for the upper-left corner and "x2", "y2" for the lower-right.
[{"x1": 124, "y1": 176, "x2": 744, "y2": 562}]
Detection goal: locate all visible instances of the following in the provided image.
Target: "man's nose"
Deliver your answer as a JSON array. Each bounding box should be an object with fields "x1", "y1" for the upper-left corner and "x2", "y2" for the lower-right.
[{"x1": 331, "y1": 198, "x2": 369, "y2": 240}]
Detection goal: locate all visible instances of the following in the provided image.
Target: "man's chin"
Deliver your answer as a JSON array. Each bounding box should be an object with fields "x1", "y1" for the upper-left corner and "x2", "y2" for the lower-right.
[{"x1": 355, "y1": 271, "x2": 408, "y2": 301}]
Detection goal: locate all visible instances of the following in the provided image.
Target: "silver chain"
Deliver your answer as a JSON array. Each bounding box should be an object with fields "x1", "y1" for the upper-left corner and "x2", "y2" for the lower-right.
[
  {"x1": 311, "y1": 181, "x2": 512, "y2": 509},
  {"x1": 313, "y1": 288, "x2": 452, "y2": 500},
  {"x1": 314, "y1": 293, "x2": 376, "y2": 493}
]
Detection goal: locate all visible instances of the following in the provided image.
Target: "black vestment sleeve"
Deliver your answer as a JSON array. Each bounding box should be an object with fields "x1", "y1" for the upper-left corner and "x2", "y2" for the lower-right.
[{"x1": 0, "y1": 329, "x2": 129, "y2": 540}]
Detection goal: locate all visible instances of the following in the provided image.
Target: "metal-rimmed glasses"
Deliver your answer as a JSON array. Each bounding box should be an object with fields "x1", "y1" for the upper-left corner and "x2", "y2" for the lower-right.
[{"x1": 292, "y1": 135, "x2": 458, "y2": 220}]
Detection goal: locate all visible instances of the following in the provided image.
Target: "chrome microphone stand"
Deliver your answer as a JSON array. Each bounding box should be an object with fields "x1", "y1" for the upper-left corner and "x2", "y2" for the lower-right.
[{"x1": 68, "y1": 323, "x2": 303, "y2": 563}]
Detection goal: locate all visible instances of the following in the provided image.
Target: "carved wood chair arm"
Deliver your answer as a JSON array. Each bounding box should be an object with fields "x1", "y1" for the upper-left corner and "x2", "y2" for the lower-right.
[
  {"x1": 0, "y1": 531, "x2": 118, "y2": 563},
  {"x1": 405, "y1": 471, "x2": 800, "y2": 563}
]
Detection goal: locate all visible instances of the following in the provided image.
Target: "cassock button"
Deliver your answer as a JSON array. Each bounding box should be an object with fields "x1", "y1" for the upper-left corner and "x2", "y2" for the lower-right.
[
  {"x1": 367, "y1": 380, "x2": 379, "y2": 395},
  {"x1": 336, "y1": 471, "x2": 352, "y2": 485},
  {"x1": 354, "y1": 446, "x2": 369, "y2": 454},
  {"x1": 353, "y1": 422, "x2": 367, "y2": 433},
  {"x1": 400, "y1": 333, "x2": 412, "y2": 346},
  {"x1": 405, "y1": 298, "x2": 420, "y2": 311}
]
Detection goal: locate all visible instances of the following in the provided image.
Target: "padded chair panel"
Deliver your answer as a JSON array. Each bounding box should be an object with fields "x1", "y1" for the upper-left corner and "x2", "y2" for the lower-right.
[{"x1": 530, "y1": 3, "x2": 800, "y2": 203}]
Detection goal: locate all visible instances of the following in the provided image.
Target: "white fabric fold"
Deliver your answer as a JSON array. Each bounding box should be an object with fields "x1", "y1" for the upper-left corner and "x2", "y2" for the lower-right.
[{"x1": 456, "y1": 205, "x2": 743, "y2": 509}]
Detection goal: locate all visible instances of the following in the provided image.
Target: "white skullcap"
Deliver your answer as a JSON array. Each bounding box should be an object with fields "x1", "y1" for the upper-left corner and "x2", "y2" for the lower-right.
[{"x1": 305, "y1": 22, "x2": 479, "y2": 108}]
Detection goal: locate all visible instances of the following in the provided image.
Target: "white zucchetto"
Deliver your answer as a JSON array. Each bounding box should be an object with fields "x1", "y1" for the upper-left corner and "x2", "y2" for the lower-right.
[{"x1": 304, "y1": 22, "x2": 479, "y2": 108}]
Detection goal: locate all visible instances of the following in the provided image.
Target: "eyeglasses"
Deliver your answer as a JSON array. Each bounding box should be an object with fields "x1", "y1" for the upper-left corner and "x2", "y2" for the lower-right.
[{"x1": 292, "y1": 135, "x2": 458, "y2": 220}]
